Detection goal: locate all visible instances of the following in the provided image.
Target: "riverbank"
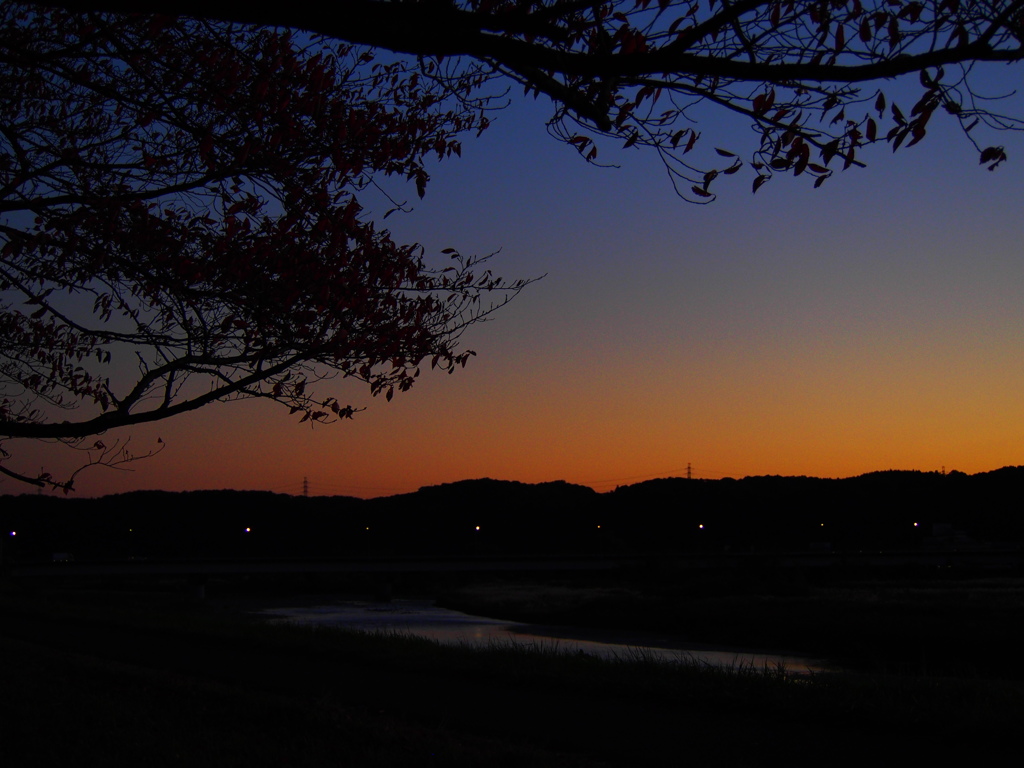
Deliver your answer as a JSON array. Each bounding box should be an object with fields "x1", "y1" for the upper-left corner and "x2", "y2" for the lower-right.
[
  {"x1": 2, "y1": 580, "x2": 1023, "y2": 767},
  {"x1": 437, "y1": 572, "x2": 1024, "y2": 678}
]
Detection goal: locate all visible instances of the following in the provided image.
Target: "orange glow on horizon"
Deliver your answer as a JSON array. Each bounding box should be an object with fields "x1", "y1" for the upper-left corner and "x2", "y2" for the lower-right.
[{"x1": 6, "y1": 95, "x2": 1024, "y2": 501}]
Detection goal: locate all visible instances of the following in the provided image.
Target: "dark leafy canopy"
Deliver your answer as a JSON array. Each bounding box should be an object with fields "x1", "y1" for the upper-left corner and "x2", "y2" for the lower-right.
[
  {"x1": 36, "y1": 0, "x2": 1024, "y2": 199},
  {"x1": 0, "y1": 4, "x2": 530, "y2": 489}
]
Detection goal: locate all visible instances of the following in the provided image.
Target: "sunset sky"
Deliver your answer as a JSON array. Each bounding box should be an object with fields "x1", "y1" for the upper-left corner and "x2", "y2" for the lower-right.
[{"x1": 11, "y1": 59, "x2": 1024, "y2": 498}]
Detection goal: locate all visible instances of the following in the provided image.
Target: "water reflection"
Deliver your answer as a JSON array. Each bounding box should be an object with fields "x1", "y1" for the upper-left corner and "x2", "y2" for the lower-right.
[{"x1": 254, "y1": 599, "x2": 828, "y2": 675}]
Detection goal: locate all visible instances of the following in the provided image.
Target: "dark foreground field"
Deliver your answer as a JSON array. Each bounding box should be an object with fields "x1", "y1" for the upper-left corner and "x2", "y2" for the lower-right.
[{"x1": 2, "y1": 575, "x2": 1023, "y2": 767}]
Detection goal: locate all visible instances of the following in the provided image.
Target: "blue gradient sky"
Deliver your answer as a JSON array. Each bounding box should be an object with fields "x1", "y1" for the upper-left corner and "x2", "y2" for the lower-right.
[{"x1": 12, "y1": 65, "x2": 1024, "y2": 497}]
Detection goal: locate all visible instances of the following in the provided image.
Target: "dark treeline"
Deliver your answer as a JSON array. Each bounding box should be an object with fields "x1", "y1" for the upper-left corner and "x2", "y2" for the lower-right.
[{"x1": 2, "y1": 467, "x2": 1022, "y2": 561}]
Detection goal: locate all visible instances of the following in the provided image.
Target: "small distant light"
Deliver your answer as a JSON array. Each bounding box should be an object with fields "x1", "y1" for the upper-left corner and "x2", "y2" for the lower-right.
[
  {"x1": 244, "y1": 527, "x2": 251, "y2": 533},
  {"x1": 596, "y1": 525, "x2": 601, "y2": 529},
  {"x1": 698, "y1": 524, "x2": 704, "y2": 529},
  {"x1": 913, "y1": 522, "x2": 919, "y2": 527},
  {"x1": 9, "y1": 531, "x2": 15, "y2": 536},
  {"x1": 475, "y1": 525, "x2": 481, "y2": 531},
  {"x1": 365, "y1": 527, "x2": 370, "y2": 531},
  {"x1": 820, "y1": 523, "x2": 824, "y2": 527}
]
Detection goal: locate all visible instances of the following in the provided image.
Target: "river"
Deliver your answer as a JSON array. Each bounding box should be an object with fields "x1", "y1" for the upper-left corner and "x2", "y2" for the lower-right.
[{"x1": 252, "y1": 598, "x2": 828, "y2": 674}]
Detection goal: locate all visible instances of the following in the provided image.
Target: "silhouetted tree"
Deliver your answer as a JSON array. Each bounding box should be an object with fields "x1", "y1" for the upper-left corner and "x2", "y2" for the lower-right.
[
  {"x1": 35, "y1": 1, "x2": 1024, "y2": 199},
  {"x1": 1, "y1": 5, "x2": 531, "y2": 489},
  {"x1": 7, "y1": 1, "x2": 1024, "y2": 488}
]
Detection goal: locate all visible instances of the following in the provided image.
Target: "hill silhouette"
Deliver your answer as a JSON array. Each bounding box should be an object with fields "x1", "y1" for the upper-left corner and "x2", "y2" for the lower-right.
[{"x1": 3, "y1": 467, "x2": 1022, "y2": 560}]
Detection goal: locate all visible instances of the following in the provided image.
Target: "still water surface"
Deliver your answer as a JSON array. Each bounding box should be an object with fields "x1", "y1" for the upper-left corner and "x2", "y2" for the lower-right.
[{"x1": 254, "y1": 599, "x2": 828, "y2": 674}]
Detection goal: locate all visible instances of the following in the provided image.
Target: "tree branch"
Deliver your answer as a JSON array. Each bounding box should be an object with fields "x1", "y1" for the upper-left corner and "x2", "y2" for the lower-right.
[
  {"x1": 0, "y1": 461, "x2": 46, "y2": 487},
  {"x1": 0, "y1": 354, "x2": 304, "y2": 439},
  {"x1": 28, "y1": 1, "x2": 1024, "y2": 85}
]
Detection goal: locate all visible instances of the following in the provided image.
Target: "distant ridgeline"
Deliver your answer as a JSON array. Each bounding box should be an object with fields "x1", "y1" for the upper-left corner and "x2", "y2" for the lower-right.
[{"x1": 2, "y1": 469, "x2": 1023, "y2": 560}]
